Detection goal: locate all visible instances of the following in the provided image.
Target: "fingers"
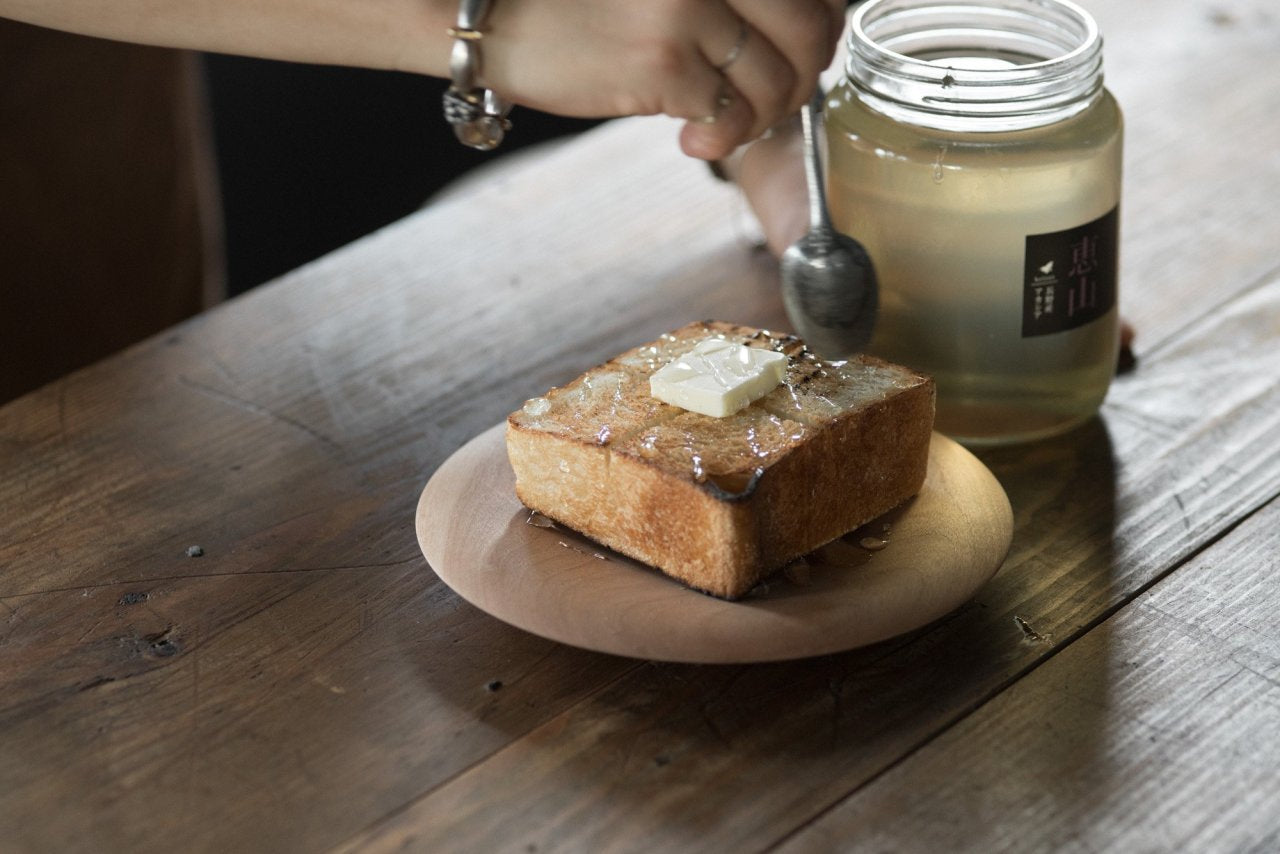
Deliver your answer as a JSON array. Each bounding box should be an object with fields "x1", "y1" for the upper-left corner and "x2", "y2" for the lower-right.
[
  {"x1": 681, "y1": 0, "x2": 844, "y2": 160},
  {"x1": 729, "y1": 0, "x2": 843, "y2": 115},
  {"x1": 478, "y1": 0, "x2": 844, "y2": 162},
  {"x1": 715, "y1": 21, "x2": 797, "y2": 139},
  {"x1": 823, "y1": 0, "x2": 851, "y2": 53},
  {"x1": 678, "y1": 17, "x2": 786, "y2": 160},
  {"x1": 677, "y1": 90, "x2": 750, "y2": 160}
]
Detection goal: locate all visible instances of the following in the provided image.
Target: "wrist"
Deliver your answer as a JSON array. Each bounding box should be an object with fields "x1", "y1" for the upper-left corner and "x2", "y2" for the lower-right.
[{"x1": 391, "y1": 0, "x2": 458, "y2": 78}]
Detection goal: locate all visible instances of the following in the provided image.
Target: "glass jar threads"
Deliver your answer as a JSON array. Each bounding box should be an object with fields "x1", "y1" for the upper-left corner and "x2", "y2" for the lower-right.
[{"x1": 826, "y1": 0, "x2": 1123, "y2": 444}]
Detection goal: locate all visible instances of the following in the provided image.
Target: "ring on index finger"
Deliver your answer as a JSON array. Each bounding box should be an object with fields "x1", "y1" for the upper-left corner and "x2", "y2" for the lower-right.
[{"x1": 716, "y1": 18, "x2": 749, "y2": 71}]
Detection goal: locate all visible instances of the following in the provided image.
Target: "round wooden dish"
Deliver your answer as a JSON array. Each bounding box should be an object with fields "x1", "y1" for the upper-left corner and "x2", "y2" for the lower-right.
[{"x1": 417, "y1": 424, "x2": 1012, "y2": 663}]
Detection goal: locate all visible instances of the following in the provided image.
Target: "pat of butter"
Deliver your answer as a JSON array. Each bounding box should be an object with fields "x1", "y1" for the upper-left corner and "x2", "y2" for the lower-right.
[{"x1": 649, "y1": 339, "x2": 787, "y2": 417}]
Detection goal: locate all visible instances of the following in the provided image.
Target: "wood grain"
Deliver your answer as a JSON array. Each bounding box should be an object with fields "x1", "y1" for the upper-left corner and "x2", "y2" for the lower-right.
[
  {"x1": 0, "y1": 117, "x2": 768, "y2": 852},
  {"x1": 1089, "y1": 0, "x2": 1280, "y2": 347},
  {"x1": 777, "y1": 494, "x2": 1280, "y2": 853},
  {"x1": 0, "y1": 567, "x2": 640, "y2": 852},
  {"x1": 337, "y1": 250, "x2": 1280, "y2": 853},
  {"x1": 1, "y1": 0, "x2": 1279, "y2": 850}
]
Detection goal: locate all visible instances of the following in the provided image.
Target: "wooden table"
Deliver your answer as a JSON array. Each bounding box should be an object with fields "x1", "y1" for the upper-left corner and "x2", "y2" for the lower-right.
[{"x1": 3, "y1": 1, "x2": 1279, "y2": 850}]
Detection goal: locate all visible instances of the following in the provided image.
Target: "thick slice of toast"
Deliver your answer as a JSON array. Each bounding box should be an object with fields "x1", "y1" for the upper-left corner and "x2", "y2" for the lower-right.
[{"x1": 506, "y1": 321, "x2": 935, "y2": 599}]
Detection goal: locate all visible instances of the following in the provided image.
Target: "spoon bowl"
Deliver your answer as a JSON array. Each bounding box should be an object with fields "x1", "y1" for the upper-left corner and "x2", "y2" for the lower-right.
[{"x1": 780, "y1": 90, "x2": 879, "y2": 358}]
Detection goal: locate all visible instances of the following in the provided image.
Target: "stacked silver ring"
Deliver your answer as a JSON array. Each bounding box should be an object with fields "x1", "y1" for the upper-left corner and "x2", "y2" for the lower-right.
[
  {"x1": 696, "y1": 18, "x2": 748, "y2": 123},
  {"x1": 443, "y1": 0, "x2": 513, "y2": 151}
]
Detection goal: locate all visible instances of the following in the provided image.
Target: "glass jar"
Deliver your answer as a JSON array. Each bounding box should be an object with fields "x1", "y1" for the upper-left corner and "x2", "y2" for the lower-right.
[{"x1": 826, "y1": 0, "x2": 1123, "y2": 445}]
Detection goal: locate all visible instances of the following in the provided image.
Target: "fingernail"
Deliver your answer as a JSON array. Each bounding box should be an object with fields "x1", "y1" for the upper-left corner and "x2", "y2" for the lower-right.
[{"x1": 679, "y1": 124, "x2": 728, "y2": 161}]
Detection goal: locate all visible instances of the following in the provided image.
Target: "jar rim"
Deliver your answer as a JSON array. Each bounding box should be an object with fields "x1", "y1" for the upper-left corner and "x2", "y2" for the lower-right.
[{"x1": 846, "y1": 0, "x2": 1105, "y2": 131}]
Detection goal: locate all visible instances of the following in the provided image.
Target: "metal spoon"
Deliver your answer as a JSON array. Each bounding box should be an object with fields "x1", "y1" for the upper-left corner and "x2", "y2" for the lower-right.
[{"x1": 780, "y1": 88, "x2": 878, "y2": 358}]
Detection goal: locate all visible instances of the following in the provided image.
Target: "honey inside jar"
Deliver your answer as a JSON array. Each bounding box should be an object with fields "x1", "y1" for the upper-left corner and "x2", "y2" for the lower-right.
[{"x1": 827, "y1": 0, "x2": 1123, "y2": 445}]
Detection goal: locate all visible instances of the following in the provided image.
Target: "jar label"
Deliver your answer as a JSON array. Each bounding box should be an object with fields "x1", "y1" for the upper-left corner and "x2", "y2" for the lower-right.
[{"x1": 1022, "y1": 206, "x2": 1118, "y2": 337}]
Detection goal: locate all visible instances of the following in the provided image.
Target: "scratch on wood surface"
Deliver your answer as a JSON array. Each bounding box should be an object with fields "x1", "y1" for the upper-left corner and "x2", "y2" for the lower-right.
[
  {"x1": 513, "y1": 646, "x2": 560, "y2": 688},
  {"x1": 176, "y1": 375, "x2": 344, "y2": 452},
  {"x1": 261, "y1": 605, "x2": 350, "y2": 696},
  {"x1": 1200, "y1": 667, "x2": 1245, "y2": 705},
  {"x1": 75, "y1": 611, "x2": 116, "y2": 645},
  {"x1": 696, "y1": 702, "x2": 733, "y2": 748},
  {"x1": 0, "y1": 598, "x2": 21, "y2": 649},
  {"x1": 1172, "y1": 493, "x2": 1193, "y2": 531},
  {"x1": 695, "y1": 669, "x2": 752, "y2": 748},
  {"x1": 313, "y1": 674, "x2": 347, "y2": 694},
  {"x1": 207, "y1": 349, "x2": 242, "y2": 387},
  {"x1": 1014, "y1": 616, "x2": 1049, "y2": 644},
  {"x1": 76, "y1": 675, "x2": 117, "y2": 692},
  {"x1": 1235, "y1": 661, "x2": 1280, "y2": 691}
]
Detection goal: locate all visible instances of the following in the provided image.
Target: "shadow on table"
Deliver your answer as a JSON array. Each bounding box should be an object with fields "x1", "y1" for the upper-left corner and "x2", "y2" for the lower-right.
[{"x1": 404, "y1": 418, "x2": 1120, "y2": 851}]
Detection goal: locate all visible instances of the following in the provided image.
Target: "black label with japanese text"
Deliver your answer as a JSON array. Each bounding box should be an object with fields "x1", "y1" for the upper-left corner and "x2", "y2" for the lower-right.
[{"x1": 1022, "y1": 206, "x2": 1118, "y2": 337}]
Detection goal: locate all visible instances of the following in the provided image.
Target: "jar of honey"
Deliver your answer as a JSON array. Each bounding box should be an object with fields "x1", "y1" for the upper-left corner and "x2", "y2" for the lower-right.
[{"x1": 826, "y1": 0, "x2": 1122, "y2": 444}]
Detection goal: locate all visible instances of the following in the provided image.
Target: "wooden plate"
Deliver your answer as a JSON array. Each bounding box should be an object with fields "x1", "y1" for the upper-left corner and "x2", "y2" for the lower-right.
[{"x1": 417, "y1": 424, "x2": 1012, "y2": 663}]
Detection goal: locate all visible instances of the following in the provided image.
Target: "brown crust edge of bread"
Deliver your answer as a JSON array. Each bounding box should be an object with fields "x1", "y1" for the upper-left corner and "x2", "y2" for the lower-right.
[
  {"x1": 505, "y1": 377, "x2": 935, "y2": 599},
  {"x1": 507, "y1": 423, "x2": 756, "y2": 597}
]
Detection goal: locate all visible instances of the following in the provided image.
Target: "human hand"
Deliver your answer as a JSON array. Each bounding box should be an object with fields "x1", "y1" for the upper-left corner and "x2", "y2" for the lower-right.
[{"x1": 482, "y1": 0, "x2": 846, "y2": 161}]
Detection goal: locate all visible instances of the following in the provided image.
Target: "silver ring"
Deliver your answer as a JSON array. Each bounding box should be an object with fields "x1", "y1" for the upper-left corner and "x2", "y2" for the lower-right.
[{"x1": 716, "y1": 19, "x2": 749, "y2": 71}]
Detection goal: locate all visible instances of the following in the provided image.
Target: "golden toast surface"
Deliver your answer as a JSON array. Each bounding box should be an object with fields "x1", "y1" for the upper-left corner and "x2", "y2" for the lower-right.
[{"x1": 506, "y1": 321, "x2": 935, "y2": 598}]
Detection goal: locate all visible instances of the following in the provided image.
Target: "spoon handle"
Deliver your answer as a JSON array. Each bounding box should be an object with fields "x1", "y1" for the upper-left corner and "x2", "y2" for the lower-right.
[{"x1": 801, "y1": 87, "x2": 831, "y2": 232}]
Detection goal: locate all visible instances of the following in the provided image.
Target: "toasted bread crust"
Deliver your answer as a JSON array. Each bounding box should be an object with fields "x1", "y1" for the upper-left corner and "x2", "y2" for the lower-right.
[{"x1": 506, "y1": 322, "x2": 935, "y2": 599}]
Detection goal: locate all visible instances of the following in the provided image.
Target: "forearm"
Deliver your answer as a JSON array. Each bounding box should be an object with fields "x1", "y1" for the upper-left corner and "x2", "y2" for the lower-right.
[
  {"x1": 2, "y1": 0, "x2": 844, "y2": 159},
  {"x1": 0, "y1": 0, "x2": 454, "y2": 76}
]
